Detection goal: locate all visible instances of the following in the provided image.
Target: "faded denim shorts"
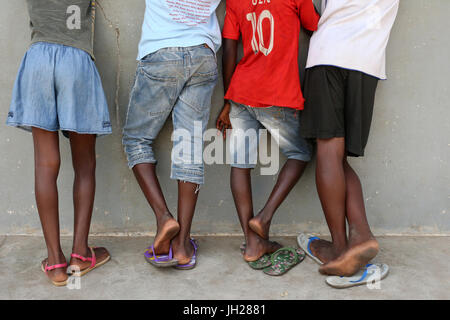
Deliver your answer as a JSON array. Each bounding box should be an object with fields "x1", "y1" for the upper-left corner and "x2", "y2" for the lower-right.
[
  {"x1": 229, "y1": 101, "x2": 312, "y2": 169},
  {"x1": 122, "y1": 45, "x2": 218, "y2": 185},
  {"x1": 6, "y1": 42, "x2": 112, "y2": 136}
]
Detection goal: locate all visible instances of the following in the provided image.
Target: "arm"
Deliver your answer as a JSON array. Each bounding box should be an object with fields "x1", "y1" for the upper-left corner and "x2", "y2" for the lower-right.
[
  {"x1": 299, "y1": 0, "x2": 320, "y2": 32},
  {"x1": 216, "y1": 38, "x2": 238, "y2": 139}
]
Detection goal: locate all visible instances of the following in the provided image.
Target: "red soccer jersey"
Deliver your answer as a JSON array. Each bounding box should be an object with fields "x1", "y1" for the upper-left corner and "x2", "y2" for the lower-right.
[{"x1": 223, "y1": 0, "x2": 319, "y2": 109}]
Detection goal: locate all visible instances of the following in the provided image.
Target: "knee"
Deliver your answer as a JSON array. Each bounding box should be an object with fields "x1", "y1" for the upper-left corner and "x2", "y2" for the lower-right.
[
  {"x1": 230, "y1": 167, "x2": 252, "y2": 184},
  {"x1": 316, "y1": 138, "x2": 346, "y2": 162},
  {"x1": 35, "y1": 154, "x2": 61, "y2": 174},
  {"x1": 74, "y1": 157, "x2": 96, "y2": 176}
]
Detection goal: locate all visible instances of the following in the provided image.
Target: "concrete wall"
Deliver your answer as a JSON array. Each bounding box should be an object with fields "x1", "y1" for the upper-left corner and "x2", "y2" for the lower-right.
[{"x1": 0, "y1": 0, "x2": 449, "y2": 236}]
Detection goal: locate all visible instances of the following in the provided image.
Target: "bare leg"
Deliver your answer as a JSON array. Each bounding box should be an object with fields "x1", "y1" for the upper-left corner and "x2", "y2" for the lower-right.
[
  {"x1": 231, "y1": 168, "x2": 281, "y2": 262},
  {"x1": 32, "y1": 128, "x2": 67, "y2": 282},
  {"x1": 68, "y1": 133, "x2": 108, "y2": 270},
  {"x1": 344, "y1": 160, "x2": 376, "y2": 242},
  {"x1": 319, "y1": 160, "x2": 379, "y2": 276},
  {"x1": 171, "y1": 181, "x2": 199, "y2": 264},
  {"x1": 249, "y1": 159, "x2": 307, "y2": 239},
  {"x1": 132, "y1": 163, "x2": 179, "y2": 254},
  {"x1": 312, "y1": 138, "x2": 348, "y2": 263}
]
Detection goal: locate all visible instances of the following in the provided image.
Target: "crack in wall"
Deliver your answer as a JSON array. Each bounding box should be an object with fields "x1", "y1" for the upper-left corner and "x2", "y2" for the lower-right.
[{"x1": 97, "y1": 0, "x2": 121, "y2": 127}]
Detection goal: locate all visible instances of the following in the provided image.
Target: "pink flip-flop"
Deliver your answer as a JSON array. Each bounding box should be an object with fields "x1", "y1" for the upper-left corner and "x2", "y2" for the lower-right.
[
  {"x1": 69, "y1": 246, "x2": 110, "y2": 277},
  {"x1": 41, "y1": 261, "x2": 68, "y2": 287}
]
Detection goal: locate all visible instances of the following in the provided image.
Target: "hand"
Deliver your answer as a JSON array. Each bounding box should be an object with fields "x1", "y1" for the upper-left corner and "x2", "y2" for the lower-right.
[{"x1": 216, "y1": 101, "x2": 232, "y2": 139}]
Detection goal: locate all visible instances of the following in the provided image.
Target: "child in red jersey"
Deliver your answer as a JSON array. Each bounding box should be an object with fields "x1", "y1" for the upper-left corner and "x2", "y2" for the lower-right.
[{"x1": 216, "y1": 0, "x2": 319, "y2": 263}]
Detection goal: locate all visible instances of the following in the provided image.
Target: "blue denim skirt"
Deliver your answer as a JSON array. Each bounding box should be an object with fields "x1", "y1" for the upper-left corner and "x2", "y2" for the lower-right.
[{"x1": 6, "y1": 42, "x2": 112, "y2": 136}]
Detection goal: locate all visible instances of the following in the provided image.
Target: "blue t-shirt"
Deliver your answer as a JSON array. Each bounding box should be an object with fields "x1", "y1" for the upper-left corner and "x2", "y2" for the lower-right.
[{"x1": 137, "y1": 0, "x2": 222, "y2": 60}]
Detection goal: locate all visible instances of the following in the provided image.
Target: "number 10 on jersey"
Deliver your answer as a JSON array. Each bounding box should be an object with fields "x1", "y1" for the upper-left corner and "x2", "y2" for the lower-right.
[{"x1": 246, "y1": 10, "x2": 275, "y2": 56}]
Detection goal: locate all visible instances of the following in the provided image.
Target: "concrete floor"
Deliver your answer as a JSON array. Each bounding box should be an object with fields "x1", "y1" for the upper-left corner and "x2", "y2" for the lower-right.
[{"x1": 0, "y1": 235, "x2": 449, "y2": 300}]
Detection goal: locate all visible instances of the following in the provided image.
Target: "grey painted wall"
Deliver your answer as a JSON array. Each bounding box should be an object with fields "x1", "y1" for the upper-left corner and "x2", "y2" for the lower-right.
[{"x1": 0, "y1": 0, "x2": 449, "y2": 236}]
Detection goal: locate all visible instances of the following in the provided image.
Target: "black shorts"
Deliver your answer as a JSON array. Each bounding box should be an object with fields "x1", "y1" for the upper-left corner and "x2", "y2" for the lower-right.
[{"x1": 300, "y1": 65, "x2": 379, "y2": 157}]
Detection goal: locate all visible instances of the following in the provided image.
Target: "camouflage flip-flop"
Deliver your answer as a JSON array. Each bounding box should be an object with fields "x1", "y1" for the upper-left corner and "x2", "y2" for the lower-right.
[
  {"x1": 248, "y1": 254, "x2": 272, "y2": 270},
  {"x1": 263, "y1": 247, "x2": 306, "y2": 276},
  {"x1": 241, "y1": 242, "x2": 273, "y2": 270}
]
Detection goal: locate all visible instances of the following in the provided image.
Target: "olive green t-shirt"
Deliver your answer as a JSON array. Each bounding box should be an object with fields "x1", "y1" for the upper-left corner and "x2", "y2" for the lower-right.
[{"x1": 27, "y1": 0, "x2": 96, "y2": 59}]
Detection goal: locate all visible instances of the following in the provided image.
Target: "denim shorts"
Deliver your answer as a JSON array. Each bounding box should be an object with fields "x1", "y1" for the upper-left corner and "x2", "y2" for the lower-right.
[
  {"x1": 122, "y1": 45, "x2": 218, "y2": 185},
  {"x1": 6, "y1": 42, "x2": 112, "y2": 136},
  {"x1": 229, "y1": 101, "x2": 312, "y2": 169}
]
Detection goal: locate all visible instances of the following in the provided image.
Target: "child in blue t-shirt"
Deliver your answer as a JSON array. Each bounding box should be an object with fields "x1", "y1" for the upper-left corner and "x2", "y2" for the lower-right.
[{"x1": 122, "y1": 0, "x2": 222, "y2": 270}]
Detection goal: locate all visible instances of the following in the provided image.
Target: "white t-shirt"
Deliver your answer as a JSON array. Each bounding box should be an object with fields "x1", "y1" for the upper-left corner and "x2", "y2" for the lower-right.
[
  {"x1": 306, "y1": 0, "x2": 400, "y2": 79},
  {"x1": 138, "y1": 0, "x2": 222, "y2": 60}
]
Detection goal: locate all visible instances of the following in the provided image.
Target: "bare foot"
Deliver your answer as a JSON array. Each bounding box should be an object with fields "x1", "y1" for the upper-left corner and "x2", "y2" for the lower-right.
[
  {"x1": 69, "y1": 247, "x2": 110, "y2": 272},
  {"x1": 153, "y1": 215, "x2": 180, "y2": 255},
  {"x1": 319, "y1": 238, "x2": 379, "y2": 277},
  {"x1": 248, "y1": 214, "x2": 270, "y2": 240},
  {"x1": 41, "y1": 257, "x2": 68, "y2": 284},
  {"x1": 310, "y1": 239, "x2": 341, "y2": 264},
  {"x1": 243, "y1": 236, "x2": 282, "y2": 262},
  {"x1": 172, "y1": 238, "x2": 195, "y2": 265}
]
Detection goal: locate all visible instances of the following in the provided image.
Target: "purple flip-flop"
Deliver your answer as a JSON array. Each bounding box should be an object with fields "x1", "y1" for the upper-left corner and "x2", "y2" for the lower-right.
[
  {"x1": 174, "y1": 239, "x2": 198, "y2": 270},
  {"x1": 144, "y1": 244, "x2": 178, "y2": 268}
]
